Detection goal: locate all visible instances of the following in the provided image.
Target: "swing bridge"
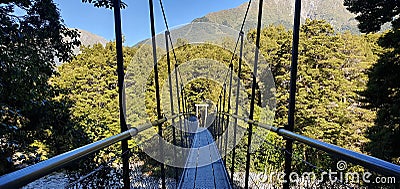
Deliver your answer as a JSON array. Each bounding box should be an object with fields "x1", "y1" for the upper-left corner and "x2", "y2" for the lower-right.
[{"x1": 1, "y1": 0, "x2": 400, "y2": 188}]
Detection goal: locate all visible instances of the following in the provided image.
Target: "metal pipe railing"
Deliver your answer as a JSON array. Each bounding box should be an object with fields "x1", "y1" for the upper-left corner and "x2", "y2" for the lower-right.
[
  {"x1": 221, "y1": 112, "x2": 400, "y2": 178},
  {"x1": 0, "y1": 116, "x2": 174, "y2": 189}
]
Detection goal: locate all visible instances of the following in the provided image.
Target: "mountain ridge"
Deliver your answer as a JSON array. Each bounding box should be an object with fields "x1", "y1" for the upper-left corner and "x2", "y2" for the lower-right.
[
  {"x1": 57, "y1": 29, "x2": 108, "y2": 65},
  {"x1": 193, "y1": 0, "x2": 359, "y2": 33},
  {"x1": 72, "y1": 29, "x2": 108, "y2": 54}
]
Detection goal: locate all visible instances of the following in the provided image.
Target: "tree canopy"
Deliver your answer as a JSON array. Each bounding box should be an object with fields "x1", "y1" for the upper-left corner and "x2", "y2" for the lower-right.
[
  {"x1": 345, "y1": 0, "x2": 400, "y2": 163},
  {"x1": 247, "y1": 20, "x2": 378, "y2": 171},
  {"x1": 0, "y1": 0, "x2": 81, "y2": 174},
  {"x1": 81, "y1": 0, "x2": 127, "y2": 9},
  {"x1": 344, "y1": 0, "x2": 400, "y2": 33}
]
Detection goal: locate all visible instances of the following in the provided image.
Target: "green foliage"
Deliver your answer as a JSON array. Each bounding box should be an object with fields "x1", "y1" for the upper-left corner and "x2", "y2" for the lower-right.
[
  {"x1": 184, "y1": 78, "x2": 222, "y2": 112},
  {"x1": 134, "y1": 20, "x2": 380, "y2": 175},
  {"x1": 139, "y1": 42, "x2": 255, "y2": 121},
  {"x1": 345, "y1": 0, "x2": 400, "y2": 164},
  {"x1": 81, "y1": 0, "x2": 127, "y2": 9},
  {"x1": 362, "y1": 48, "x2": 400, "y2": 163},
  {"x1": 344, "y1": 0, "x2": 399, "y2": 33},
  {"x1": 0, "y1": 0, "x2": 81, "y2": 175},
  {"x1": 246, "y1": 20, "x2": 378, "y2": 172},
  {"x1": 0, "y1": 0, "x2": 79, "y2": 123},
  {"x1": 52, "y1": 42, "x2": 136, "y2": 142}
]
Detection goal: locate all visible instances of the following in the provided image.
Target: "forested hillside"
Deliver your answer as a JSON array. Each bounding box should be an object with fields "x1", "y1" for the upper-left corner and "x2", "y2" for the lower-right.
[
  {"x1": 45, "y1": 20, "x2": 380, "y2": 175},
  {"x1": 2, "y1": 1, "x2": 399, "y2": 186},
  {"x1": 247, "y1": 20, "x2": 379, "y2": 172}
]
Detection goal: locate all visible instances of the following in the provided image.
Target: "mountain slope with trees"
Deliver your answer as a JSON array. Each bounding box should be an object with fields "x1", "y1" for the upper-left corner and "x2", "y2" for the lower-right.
[
  {"x1": 249, "y1": 20, "x2": 378, "y2": 172},
  {"x1": 51, "y1": 20, "x2": 380, "y2": 176},
  {"x1": 194, "y1": 0, "x2": 359, "y2": 33}
]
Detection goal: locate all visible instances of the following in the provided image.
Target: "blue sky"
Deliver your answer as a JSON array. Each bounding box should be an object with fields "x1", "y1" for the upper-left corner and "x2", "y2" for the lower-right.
[{"x1": 54, "y1": 0, "x2": 249, "y2": 46}]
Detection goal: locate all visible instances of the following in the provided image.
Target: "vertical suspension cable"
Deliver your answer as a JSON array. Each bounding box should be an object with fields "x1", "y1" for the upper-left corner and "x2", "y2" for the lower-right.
[
  {"x1": 245, "y1": 0, "x2": 264, "y2": 188},
  {"x1": 158, "y1": 0, "x2": 191, "y2": 152},
  {"x1": 217, "y1": 0, "x2": 252, "y2": 98},
  {"x1": 220, "y1": 85, "x2": 227, "y2": 151},
  {"x1": 159, "y1": 0, "x2": 184, "y2": 94},
  {"x1": 214, "y1": 0, "x2": 252, "y2": 162},
  {"x1": 184, "y1": 94, "x2": 190, "y2": 146},
  {"x1": 224, "y1": 63, "x2": 233, "y2": 171},
  {"x1": 283, "y1": 0, "x2": 301, "y2": 188},
  {"x1": 214, "y1": 100, "x2": 218, "y2": 138},
  {"x1": 218, "y1": 93, "x2": 223, "y2": 150},
  {"x1": 222, "y1": 82, "x2": 227, "y2": 165},
  {"x1": 215, "y1": 96, "x2": 220, "y2": 139},
  {"x1": 221, "y1": 83, "x2": 226, "y2": 151},
  {"x1": 181, "y1": 84, "x2": 188, "y2": 147},
  {"x1": 159, "y1": 0, "x2": 178, "y2": 63},
  {"x1": 174, "y1": 64, "x2": 183, "y2": 146},
  {"x1": 148, "y1": 0, "x2": 165, "y2": 188},
  {"x1": 203, "y1": 0, "x2": 251, "y2": 181},
  {"x1": 228, "y1": 0, "x2": 252, "y2": 66},
  {"x1": 112, "y1": 0, "x2": 129, "y2": 188},
  {"x1": 165, "y1": 31, "x2": 179, "y2": 184},
  {"x1": 231, "y1": 31, "x2": 245, "y2": 183}
]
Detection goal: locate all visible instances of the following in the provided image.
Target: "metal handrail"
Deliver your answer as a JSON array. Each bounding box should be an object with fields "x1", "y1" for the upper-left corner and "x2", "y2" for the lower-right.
[
  {"x1": 221, "y1": 112, "x2": 400, "y2": 178},
  {"x1": 0, "y1": 115, "x2": 180, "y2": 189}
]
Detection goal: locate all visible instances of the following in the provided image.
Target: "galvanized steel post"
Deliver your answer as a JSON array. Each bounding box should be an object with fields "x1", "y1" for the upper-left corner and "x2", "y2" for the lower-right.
[
  {"x1": 244, "y1": 0, "x2": 263, "y2": 187},
  {"x1": 112, "y1": 0, "x2": 129, "y2": 188}
]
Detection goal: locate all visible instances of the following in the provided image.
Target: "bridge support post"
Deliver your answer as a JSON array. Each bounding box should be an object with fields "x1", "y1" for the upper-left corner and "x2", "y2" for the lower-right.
[
  {"x1": 112, "y1": 0, "x2": 129, "y2": 188},
  {"x1": 215, "y1": 99, "x2": 220, "y2": 138},
  {"x1": 185, "y1": 96, "x2": 191, "y2": 146},
  {"x1": 149, "y1": 0, "x2": 166, "y2": 188},
  {"x1": 245, "y1": 0, "x2": 263, "y2": 188},
  {"x1": 230, "y1": 31, "x2": 244, "y2": 183},
  {"x1": 221, "y1": 83, "x2": 227, "y2": 157},
  {"x1": 165, "y1": 31, "x2": 179, "y2": 184},
  {"x1": 283, "y1": 0, "x2": 301, "y2": 188},
  {"x1": 175, "y1": 65, "x2": 183, "y2": 146},
  {"x1": 218, "y1": 93, "x2": 222, "y2": 149},
  {"x1": 225, "y1": 65, "x2": 234, "y2": 166},
  {"x1": 181, "y1": 84, "x2": 188, "y2": 147}
]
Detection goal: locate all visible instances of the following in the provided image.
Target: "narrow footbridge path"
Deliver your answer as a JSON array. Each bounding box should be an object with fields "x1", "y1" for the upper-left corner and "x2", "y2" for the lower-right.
[{"x1": 178, "y1": 127, "x2": 231, "y2": 189}]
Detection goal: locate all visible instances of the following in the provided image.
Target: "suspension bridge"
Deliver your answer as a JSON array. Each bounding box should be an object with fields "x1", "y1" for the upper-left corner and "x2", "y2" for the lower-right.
[{"x1": 1, "y1": 0, "x2": 400, "y2": 188}]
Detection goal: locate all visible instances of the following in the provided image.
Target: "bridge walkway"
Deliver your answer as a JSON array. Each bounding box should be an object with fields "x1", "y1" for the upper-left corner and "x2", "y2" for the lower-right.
[{"x1": 178, "y1": 127, "x2": 231, "y2": 189}]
